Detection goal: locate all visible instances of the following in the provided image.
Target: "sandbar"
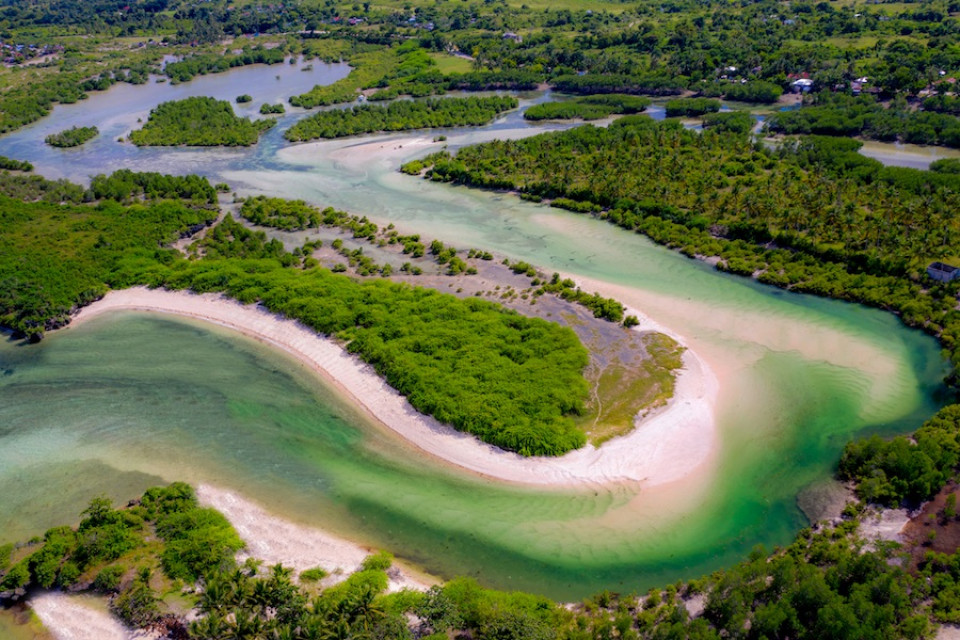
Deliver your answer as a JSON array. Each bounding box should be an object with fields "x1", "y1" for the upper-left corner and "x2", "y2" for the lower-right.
[
  {"x1": 71, "y1": 286, "x2": 718, "y2": 488},
  {"x1": 30, "y1": 593, "x2": 133, "y2": 640}
]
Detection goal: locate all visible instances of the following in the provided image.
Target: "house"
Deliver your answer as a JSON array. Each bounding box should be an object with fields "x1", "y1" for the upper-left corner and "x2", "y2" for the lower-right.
[
  {"x1": 927, "y1": 261, "x2": 960, "y2": 283},
  {"x1": 791, "y1": 78, "x2": 814, "y2": 93},
  {"x1": 502, "y1": 32, "x2": 522, "y2": 43}
]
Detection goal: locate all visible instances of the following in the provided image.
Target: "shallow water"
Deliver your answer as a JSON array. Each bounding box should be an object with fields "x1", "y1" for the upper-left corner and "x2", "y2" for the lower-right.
[
  {"x1": 0, "y1": 65, "x2": 948, "y2": 600},
  {"x1": 0, "y1": 606, "x2": 52, "y2": 640},
  {"x1": 858, "y1": 139, "x2": 960, "y2": 169}
]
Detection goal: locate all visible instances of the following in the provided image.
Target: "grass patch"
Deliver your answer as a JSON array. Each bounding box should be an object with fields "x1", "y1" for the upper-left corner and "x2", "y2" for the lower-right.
[
  {"x1": 429, "y1": 52, "x2": 472, "y2": 74},
  {"x1": 575, "y1": 331, "x2": 685, "y2": 446}
]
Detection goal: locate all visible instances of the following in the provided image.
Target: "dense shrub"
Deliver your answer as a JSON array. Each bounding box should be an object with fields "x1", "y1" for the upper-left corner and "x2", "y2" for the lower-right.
[
  {"x1": 664, "y1": 97, "x2": 721, "y2": 117},
  {"x1": 45, "y1": 125, "x2": 98, "y2": 148},
  {"x1": 130, "y1": 97, "x2": 275, "y2": 146},
  {"x1": 838, "y1": 405, "x2": 960, "y2": 506},
  {"x1": 285, "y1": 96, "x2": 517, "y2": 141},
  {"x1": 524, "y1": 94, "x2": 649, "y2": 121}
]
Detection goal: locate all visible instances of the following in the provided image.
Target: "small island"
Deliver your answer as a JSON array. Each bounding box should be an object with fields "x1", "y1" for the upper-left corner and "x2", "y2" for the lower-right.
[
  {"x1": 259, "y1": 102, "x2": 285, "y2": 115},
  {"x1": 45, "y1": 125, "x2": 98, "y2": 148},
  {"x1": 129, "y1": 96, "x2": 275, "y2": 147},
  {"x1": 284, "y1": 95, "x2": 517, "y2": 142},
  {"x1": 523, "y1": 94, "x2": 650, "y2": 121}
]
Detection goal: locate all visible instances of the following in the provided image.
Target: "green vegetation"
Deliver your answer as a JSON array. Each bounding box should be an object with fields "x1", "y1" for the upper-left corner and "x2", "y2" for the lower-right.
[
  {"x1": 163, "y1": 47, "x2": 286, "y2": 84},
  {"x1": 290, "y1": 46, "x2": 399, "y2": 109},
  {"x1": 240, "y1": 195, "x2": 323, "y2": 230},
  {"x1": 284, "y1": 96, "x2": 517, "y2": 142},
  {"x1": 702, "y1": 111, "x2": 755, "y2": 134},
  {"x1": 235, "y1": 94, "x2": 252, "y2": 104},
  {"x1": 552, "y1": 74, "x2": 684, "y2": 97},
  {"x1": 711, "y1": 81, "x2": 783, "y2": 104},
  {"x1": 524, "y1": 94, "x2": 650, "y2": 121},
  {"x1": 129, "y1": 97, "x2": 275, "y2": 147},
  {"x1": 259, "y1": 103, "x2": 286, "y2": 115},
  {"x1": 11, "y1": 473, "x2": 960, "y2": 639},
  {"x1": 839, "y1": 406, "x2": 960, "y2": 507},
  {"x1": 0, "y1": 170, "x2": 216, "y2": 340},
  {"x1": 299, "y1": 566, "x2": 327, "y2": 582},
  {"x1": 531, "y1": 271, "x2": 625, "y2": 323},
  {"x1": 88, "y1": 169, "x2": 217, "y2": 205},
  {"x1": 405, "y1": 118, "x2": 960, "y2": 383},
  {"x1": 146, "y1": 215, "x2": 591, "y2": 456},
  {"x1": 44, "y1": 125, "x2": 99, "y2": 148},
  {"x1": 0, "y1": 156, "x2": 33, "y2": 172},
  {"x1": 664, "y1": 98, "x2": 722, "y2": 118},
  {"x1": 0, "y1": 483, "x2": 241, "y2": 627},
  {"x1": 767, "y1": 94, "x2": 960, "y2": 148}
]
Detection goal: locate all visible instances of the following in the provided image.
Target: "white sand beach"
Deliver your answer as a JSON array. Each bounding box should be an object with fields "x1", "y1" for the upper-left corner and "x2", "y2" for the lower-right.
[
  {"x1": 195, "y1": 484, "x2": 434, "y2": 592},
  {"x1": 28, "y1": 486, "x2": 432, "y2": 640},
  {"x1": 30, "y1": 594, "x2": 132, "y2": 640},
  {"x1": 72, "y1": 286, "x2": 718, "y2": 488}
]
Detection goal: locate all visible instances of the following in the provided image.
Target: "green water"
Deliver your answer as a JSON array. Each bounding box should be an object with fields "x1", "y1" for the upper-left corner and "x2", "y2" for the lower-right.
[
  {"x1": 0, "y1": 299, "x2": 943, "y2": 599},
  {"x1": 0, "y1": 68, "x2": 949, "y2": 600},
  {"x1": 0, "y1": 607, "x2": 51, "y2": 640}
]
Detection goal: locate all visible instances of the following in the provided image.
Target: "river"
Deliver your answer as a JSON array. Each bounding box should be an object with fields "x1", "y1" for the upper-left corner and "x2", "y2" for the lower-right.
[{"x1": 0, "y1": 60, "x2": 947, "y2": 602}]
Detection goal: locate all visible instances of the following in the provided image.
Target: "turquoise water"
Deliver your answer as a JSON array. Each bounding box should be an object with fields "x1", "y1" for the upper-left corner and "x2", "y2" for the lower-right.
[
  {"x1": 0, "y1": 65, "x2": 949, "y2": 600},
  {"x1": 0, "y1": 309, "x2": 942, "y2": 599}
]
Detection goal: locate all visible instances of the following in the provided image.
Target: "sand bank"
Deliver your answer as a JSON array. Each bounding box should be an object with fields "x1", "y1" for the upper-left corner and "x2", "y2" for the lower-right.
[
  {"x1": 72, "y1": 286, "x2": 718, "y2": 488},
  {"x1": 30, "y1": 593, "x2": 137, "y2": 640},
  {"x1": 196, "y1": 485, "x2": 434, "y2": 592}
]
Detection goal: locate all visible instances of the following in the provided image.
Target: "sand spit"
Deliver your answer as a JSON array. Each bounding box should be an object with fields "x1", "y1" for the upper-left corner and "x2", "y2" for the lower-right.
[
  {"x1": 72, "y1": 286, "x2": 718, "y2": 488},
  {"x1": 196, "y1": 484, "x2": 434, "y2": 592},
  {"x1": 29, "y1": 593, "x2": 137, "y2": 640}
]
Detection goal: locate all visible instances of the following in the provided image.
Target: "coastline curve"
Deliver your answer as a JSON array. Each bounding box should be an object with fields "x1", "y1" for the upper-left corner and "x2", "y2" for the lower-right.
[{"x1": 70, "y1": 287, "x2": 719, "y2": 489}]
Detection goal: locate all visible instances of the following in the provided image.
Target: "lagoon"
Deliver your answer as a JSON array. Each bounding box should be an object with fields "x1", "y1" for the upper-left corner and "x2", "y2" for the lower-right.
[{"x1": 0, "y1": 62, "x2": 947, "y2": 599}]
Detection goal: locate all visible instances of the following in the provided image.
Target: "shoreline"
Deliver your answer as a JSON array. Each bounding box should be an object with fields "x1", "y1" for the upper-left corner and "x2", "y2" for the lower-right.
[
  {"x1": 71, "y1": 286, "x2": 718, "y2": 488},
  {"x1": 30, "y1": 593, "x2": 132, "y2": 640},
  {"x1": 27, "y1": 486, "x2": 434, "y2": 640},
  {"x1": 195, "y1": 485, "x2": 436, "y2": 592}
]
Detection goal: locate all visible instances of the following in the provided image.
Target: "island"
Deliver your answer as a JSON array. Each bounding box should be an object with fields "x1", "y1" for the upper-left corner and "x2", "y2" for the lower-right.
[{"x1": 130, "y1": 97, "x2": 275, "y2": 147}]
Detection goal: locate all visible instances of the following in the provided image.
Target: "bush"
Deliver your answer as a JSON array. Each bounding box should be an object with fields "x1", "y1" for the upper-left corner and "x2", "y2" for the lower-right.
[
  {"x1": 0, "y1": 156, "x2": 33, "y2": 171},
  {"x1": 299, "y1": 567, "x2": 327, "y2": 582},
  {"x1": 45, "y1": 125, "x2": 98, "y2": 148},
  {"x1": 285, "y1": 96, "x2": 518, "y2": 142},
  {"x1": 722, "y1": 81, "x2": 783, "y2": 104},
  {"x1": 93, "y1": 564, "x2": 126, "y2": 592},
  {"x1": 130, "y1": 97, "x2": 275, "y2": 147},
  {"x1": 361, "y1": 551, "x2": 393, "y2": 572},
  {"x1": 702, "y1": 111, "x2": 753, "y2": 134},
  {"x1": 838, "y1": 405, "x2": 960, "y2": 506},
  {"x1": 112, "y1": 568, "x2": 160, "y2": 626},
  {"x1": 664, "y1": 98, "x2": 721, "y2": 117}
]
